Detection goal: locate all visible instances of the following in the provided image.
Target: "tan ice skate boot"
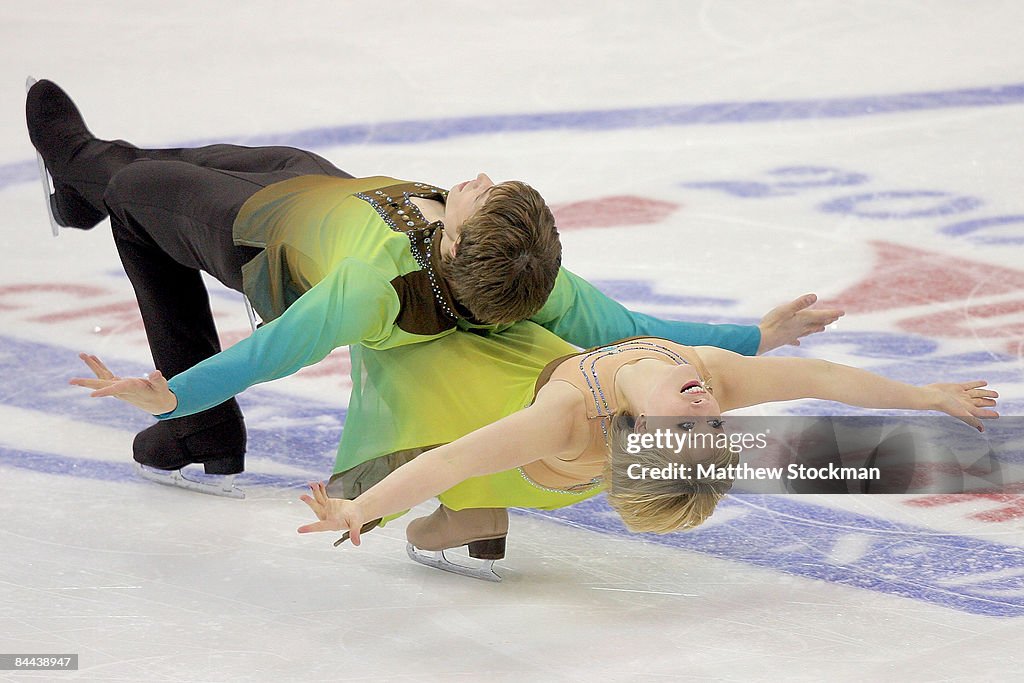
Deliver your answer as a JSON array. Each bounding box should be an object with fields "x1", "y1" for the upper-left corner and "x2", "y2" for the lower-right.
[{"x1": 405, "y1": 505, "x2": 509, "y2": 582}]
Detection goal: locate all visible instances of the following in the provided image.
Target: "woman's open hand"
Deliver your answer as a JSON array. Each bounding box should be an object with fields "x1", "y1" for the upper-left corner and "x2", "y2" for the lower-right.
[
  {"x1": 297, "y1": 482, "x2": 367, "y2": 545},
  {"x1": 69, "y1": 353, "x2": 178, "y2": 415},
  {"x1": 926, "y1": 380, "x2": 999, "y2": 432}
]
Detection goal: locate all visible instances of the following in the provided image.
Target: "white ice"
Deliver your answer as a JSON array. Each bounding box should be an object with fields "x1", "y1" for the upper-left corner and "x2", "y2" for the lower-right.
[{"x1": 1, "y1": 1, "x2": 1023, "y2": 681}]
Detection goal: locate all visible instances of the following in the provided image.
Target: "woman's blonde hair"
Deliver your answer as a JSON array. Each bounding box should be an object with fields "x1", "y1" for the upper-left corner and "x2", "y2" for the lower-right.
[{"x1": 605, "y1": 413, "x2": 739, "y2": 534}]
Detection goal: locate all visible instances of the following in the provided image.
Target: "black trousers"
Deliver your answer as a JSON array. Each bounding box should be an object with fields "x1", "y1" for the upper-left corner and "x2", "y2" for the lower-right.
[{"x1": 89, "y1": 143, "x2": 353, "y2": 458}]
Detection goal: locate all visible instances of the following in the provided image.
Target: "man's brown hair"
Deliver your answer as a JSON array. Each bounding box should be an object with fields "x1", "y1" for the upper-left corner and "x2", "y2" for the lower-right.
[{"x1": 443, "y1": 180, "x2": 561, "y2": 325}]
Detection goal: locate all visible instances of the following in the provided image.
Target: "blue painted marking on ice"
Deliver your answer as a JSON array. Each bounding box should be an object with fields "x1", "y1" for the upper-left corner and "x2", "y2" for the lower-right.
[
  {"x1": 5, "y1": 82, "x2": 1024, "y2": 188},
  {"x1": 798, "y1": 330, "x2": 940, "y2": 358},
  {"x1": 681, "y1": 165, "x2": 871, "y2": 197},
  {"x1": 941, "y1": 215, "x2": 1024, "y2": 245},
  {"x1": 819, "y1": 191, "x2": 984, "y2": 220},
  {"x1": 679, "y1": 162, "x2": 1024, "y2": 246},
  {"x1": 684, "y1": 168, "x2": 989, "y2": 219},
  {"x1": 0, "y1": 444, "x2": 321, "y2": 489},
  {"x1": 588, "y1": 280, "x2": 734, "y2": 308},
  {"x1": 533, "y1": 495, "x2": 1024, "y2": 617},
  {"x1": 0, "y1": 159, "x2": 37, "y2": 187},
  {"x1": 225, "y1": 83, "x2": 1024, "y2": 148},
  {"x1": 857, "y1": 352, "x2": 1021, "y2": 386},
  {"x1": 0, "y1": 334, "x2": 340, "y2": 478},
  {"x1": 680, "y1": 179, "x2": 791, "y2": 198},
  {"x1": 0, "y1": 445, "x2": 134, "y2": 481},
  {"x1": 763, "y1": 166, "x2": 871, "y2": 190}
]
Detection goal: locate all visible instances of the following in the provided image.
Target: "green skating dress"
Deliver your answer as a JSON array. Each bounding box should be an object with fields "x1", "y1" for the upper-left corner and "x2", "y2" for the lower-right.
[{"x1": 335, "y1": 321, "x2": 605, "y2": 510}]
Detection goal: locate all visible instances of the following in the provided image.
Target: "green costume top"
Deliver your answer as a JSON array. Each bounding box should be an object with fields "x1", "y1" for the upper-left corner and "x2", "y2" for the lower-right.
[{"x1": 159, "y1": 174, "x2": 761, "y2": 421}]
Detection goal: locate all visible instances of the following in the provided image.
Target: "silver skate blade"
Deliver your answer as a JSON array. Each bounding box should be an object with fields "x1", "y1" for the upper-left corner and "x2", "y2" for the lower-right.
[
  {"x1": 26, "y1": 76, "x2": 61, "y2": 238},
  {"x1": 134, "y1": 462, "x2": 245, "y2": 499},
  {"x1": 243, "y1": 295, "x2": 259, "y2": 332},
  {"x1": 405, "y1": 542, "x2": 502, "y2": 583}
]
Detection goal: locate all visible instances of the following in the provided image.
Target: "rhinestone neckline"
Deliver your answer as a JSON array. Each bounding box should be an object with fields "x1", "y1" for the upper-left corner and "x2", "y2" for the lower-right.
[
  {"x1": 575, "y1": 339, "x2": 691, "y2": 446},
  {"x1": 355, "y1": 183, "x2": 456, "y2": 320}
]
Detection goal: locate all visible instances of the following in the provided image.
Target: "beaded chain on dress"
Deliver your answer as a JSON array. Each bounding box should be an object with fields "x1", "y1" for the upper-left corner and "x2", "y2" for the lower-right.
[
  {"x1": 517, "y1": 339, "x2": 698, "y2": 495},
  {"x1": 578, "y1": 338, "x2": 694, "y2": 445},
  {"x1": 355, "y1": 184, "x2": 455, "y2": 319}
]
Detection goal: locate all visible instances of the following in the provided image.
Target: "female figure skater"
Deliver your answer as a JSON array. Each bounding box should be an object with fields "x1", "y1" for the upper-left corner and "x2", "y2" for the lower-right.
[{"x1": 296, "y1": 321, "x2": 998, "y2": 579}]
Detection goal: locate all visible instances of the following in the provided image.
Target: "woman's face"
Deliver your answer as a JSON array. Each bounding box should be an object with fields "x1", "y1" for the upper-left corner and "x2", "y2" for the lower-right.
[
  {"x1": 635, "y1": 364, "x2": 727, "y2": 465},
  {"x1": 442, "y1": 173, "x2": 495, "y2": 255},
  {"x1": 641, "y1": 362, "x2": 723, "y2": 419},
  {"x1": 633, "y1": 418, "x2": 728, "y2": 472}
]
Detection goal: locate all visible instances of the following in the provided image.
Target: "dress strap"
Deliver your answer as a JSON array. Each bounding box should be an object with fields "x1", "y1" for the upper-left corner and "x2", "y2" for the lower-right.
[{"x1": 683, "y1": 347, "x2": 714, "y2": 394}]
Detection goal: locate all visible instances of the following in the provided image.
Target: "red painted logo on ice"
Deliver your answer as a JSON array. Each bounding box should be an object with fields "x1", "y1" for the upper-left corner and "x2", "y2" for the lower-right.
[{"x1": 822, "y1": 241, "x2": 1024, "y2": 356}]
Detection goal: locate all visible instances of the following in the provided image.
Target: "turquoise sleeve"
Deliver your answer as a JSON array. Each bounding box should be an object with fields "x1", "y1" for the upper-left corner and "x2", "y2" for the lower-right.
[
  {"x1": 529, "y1": 267, "x2": 761, "y2": 355},
  {"x1": 160, "y1": 259, "x2": 399, "y2": 419}
]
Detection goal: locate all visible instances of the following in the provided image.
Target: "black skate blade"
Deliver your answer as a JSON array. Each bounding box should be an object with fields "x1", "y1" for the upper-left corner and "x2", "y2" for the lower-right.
[{"x1": 27, "y1": 76, "x2": 62, "y2": 237}]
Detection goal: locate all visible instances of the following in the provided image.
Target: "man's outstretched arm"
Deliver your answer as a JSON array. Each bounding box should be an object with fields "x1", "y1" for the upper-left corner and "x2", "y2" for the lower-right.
[
  {"x1": 530, "y1": 268, "x2": 842, "y2": 355},
  {"x1": 72, "y1": 259, "x2": 399, "y2": 418}
]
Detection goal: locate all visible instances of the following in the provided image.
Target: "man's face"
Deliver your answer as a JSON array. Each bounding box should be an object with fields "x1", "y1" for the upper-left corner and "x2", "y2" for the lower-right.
[{"x1": 442, "y1": 173, "x2": 496, "y2": 256}]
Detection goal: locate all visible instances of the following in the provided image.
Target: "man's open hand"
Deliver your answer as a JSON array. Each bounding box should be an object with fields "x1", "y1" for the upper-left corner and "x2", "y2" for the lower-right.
[
  {"x1": 757, "y1": 294, "x2": 844, "y2": 354},
  {"x1": 69, "y1": 353, "x2": 178, "y2": 415}
]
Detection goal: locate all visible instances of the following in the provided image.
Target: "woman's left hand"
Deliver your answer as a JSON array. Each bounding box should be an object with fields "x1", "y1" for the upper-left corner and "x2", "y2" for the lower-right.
[
  {"x1": 297, "y1": 482, "x2": 367, "y2": 545},
  {"x1": 926, "y1": 380, "x2": 999, "y2": 432}
]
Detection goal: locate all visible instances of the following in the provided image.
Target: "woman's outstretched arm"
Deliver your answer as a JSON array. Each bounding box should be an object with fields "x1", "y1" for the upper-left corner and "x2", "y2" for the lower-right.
[
  {"x1": 297, "y1": 382, "x2": 586, "y2": 542},
  {"x1": 702, "y1": 348, "x2": 999, "y2": 431}
]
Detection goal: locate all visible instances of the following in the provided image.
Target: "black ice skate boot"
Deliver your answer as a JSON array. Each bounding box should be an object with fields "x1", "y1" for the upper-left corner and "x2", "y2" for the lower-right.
[
  {"x1": 132, "y1": 400, "x2": 247, "y2": 498},
  {"x1": 25, "y1": 79, "x2": 139, "y2": 229},
  {"x1": 405, "y1": 505, "x2": 509, "y2": 582}
]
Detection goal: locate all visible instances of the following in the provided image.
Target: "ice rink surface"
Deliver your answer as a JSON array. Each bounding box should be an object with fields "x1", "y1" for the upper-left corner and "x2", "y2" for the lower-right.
[{"x1": 2, "y1": 1, "x2": 1024, "y2": 680}]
